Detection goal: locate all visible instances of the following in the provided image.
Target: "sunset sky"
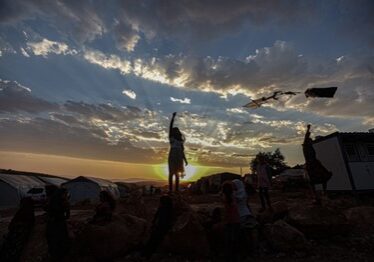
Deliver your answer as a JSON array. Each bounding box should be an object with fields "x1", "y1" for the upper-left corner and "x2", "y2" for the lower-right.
[{"x1": 0, "y1": 0, "x2": 373, "y2": 181}]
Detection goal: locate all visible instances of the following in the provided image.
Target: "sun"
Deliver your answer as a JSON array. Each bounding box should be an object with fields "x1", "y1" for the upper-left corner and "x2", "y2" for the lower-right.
[{"x1": 158, "y1": 163, "x2": 198, "y2": 181}]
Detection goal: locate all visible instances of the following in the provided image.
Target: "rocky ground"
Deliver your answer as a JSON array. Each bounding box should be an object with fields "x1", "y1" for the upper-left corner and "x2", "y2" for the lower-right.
[{"x1": 1, "y1": 189, "x2": 374, "y2": 261}]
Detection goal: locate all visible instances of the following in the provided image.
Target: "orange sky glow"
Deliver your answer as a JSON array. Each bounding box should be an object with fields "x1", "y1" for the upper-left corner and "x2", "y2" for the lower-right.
[{"x1": 0, "y1": 151, "x2": 242, "y2": 182}]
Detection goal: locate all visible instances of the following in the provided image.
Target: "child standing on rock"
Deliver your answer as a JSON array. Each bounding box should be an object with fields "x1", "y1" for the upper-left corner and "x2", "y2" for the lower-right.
[{"x1": 168, "y1": 112, "x2": 188, "y2": 192}]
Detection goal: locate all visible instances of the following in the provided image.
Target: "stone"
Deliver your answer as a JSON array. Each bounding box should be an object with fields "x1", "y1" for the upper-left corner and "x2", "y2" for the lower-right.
[
  {"x1": 160, "y1": 195, "x2": 210, "y2": 258},
  {"x1": 74, "y1": 214, "x2": 147, "y2": 260},
  {"x1": 263, "y1": 220, "x2": 309, "y2": 252},
  {"x1": 117, "y1": 191, "x2": 147, "y2": 219},
  {"x1": 344, "y1": 206, "x2": 374, "y2": 232},
  {"x1": 286, "y1": 204, "x2": 350, "y2": 238},
  {"x1": 256, "y1": 201, "x2": 289, "y2": 224}
]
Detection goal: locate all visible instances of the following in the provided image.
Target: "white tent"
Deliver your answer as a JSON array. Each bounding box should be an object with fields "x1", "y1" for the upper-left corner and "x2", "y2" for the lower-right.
[
  {"x1": 0, "y1": 173, "x2": 45, "y2": 208},
  {"x1": 62, "y1": 176, "x2": 120, "y2": 203},
  {"x1": 37, "y1": 176, "x2": 68, "y2": 186}
]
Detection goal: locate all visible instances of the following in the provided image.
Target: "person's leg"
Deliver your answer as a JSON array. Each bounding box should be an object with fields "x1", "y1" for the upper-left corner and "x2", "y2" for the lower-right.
[
  {"x1": 142, "y1": 228, "x2": 166, "y2": 258},
  {"x1": 310, "y1": 183, "x2": 321, "y2": 205},
  {"x1": 169, "y1": 173, "x2": 173, "y2": 192},
  {"x1": 175, "y1": 173, "x2": 180, "y2": 192},
  {"x1": 224, "y1": 224, "x2": 237, "y2": 262},
  {"x1": 322, "y1": 182, "x2": 327, "y2": 196},
  {"x1": 264, "y1": 187, "x2": 272, "y2": 209},
  {"x1": 258, "y1": 187, "x2": 266, "y2": 210}
]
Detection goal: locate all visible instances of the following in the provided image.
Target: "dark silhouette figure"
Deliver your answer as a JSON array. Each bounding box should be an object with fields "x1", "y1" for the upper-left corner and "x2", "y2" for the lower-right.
[
  {"x1": 303, "y1": 124, "x2": 332, "y2": 204},
  {"x1": 204, "y1": 207, "x2": 224, "y2": 260},
  {"x1": 45, "y1": 186, "x2": 70, "y2": 262},
  {"x1": 0, "y1": 197, "x2": 35, "y2": 262},
  {"x1": 222, "y1": 181, "x2": 240, "y2": 262},
  {"x1": 168, "y1": 112, "x2": 188, "y2": 192},
  {"x1": 232, "y1": 179, "x2": 259, "y2": 254},
  {"x1": 142, "y1": 195, "x2": 174, "y2": 258},
  {"x1": 91, "y1": 190, "x2": 116, "y2": 225},
  {"x1": 256, "y1": 157, "x2": 272, "y2": 212}
]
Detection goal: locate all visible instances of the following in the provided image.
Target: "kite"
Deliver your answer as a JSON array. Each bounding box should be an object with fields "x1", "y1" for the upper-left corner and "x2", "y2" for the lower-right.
[
  {"x1": 243, "y1": 91, "x2": 300, "y2": 109},
  {"x1": 243, "y1": 87, "x2": 338, "y2": 109},
  {"x1": 304, "y1": 87, "x2": 337, "y2": 98}
]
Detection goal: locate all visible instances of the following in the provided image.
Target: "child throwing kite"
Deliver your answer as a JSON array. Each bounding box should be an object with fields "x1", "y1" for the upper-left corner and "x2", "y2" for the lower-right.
[
  {"x1": 302, "y1": 124, "x2": 332, "y2": 204},
  {"x1": 168, "y1": 112, "x2": 188, "y2": 192}
]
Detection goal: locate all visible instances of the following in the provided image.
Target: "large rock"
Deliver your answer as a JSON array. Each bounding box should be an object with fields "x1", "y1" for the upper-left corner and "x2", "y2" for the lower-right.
[
  {"x1": 160, "y1": 195, "x2": 210, "y2": 258},
  {"x1": 344, "y1": 206, "x2": 374, "y2": 232},
  {"x1": 256, "y1": 201, "x2": 289, "y2": 224},
  {"x1": 19, "y1": 222, "x2": 48, "y2": 262},
  {"x1": 263, "y1": 220, "x2": 309, "y2": 252},
  {"x1": 117, "y1": 191, "x2": 147, "y2": 219},
  {"x1": 74, "y1": 214, "x2": 147, "y2": 260},
  {"x1": 286, "y1": 204, "x2": 350, "y2": 238}
]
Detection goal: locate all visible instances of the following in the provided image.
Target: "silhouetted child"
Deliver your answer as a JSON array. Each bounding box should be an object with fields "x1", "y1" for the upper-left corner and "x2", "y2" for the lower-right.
[
  {"x1": 0, "y1": 197, "x2": 35, "y2": 262},
  {"x1": 204, "y1": 207, "x2": 225, "y2": 259},
  {"x1": 142, "y1": 194, "x2": 173, "y2": 258},
  {"x1": 91, "y1": 190, "x2": 116, "y2": 224},
  {"x1": 45, "y1": 186, "x2": 70, "y2": 262},
  {"x1": 222, "y1": 181, "x2": 240, "y2": 262},
  {"x1": 232, "y1": 179, "x2": 259, "y2": 253},
  {"x1": 168, "y1": 112, "x2": 188, "y2": 192},
  {"x1": 303, "y1": 124, "x2": 332, "y2": 204},
  {"x1": 256, "y1": 157, "x2": 272, "y2": 212}
]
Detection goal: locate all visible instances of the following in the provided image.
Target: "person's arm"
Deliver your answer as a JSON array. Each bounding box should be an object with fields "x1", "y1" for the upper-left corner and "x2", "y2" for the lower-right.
[
  {"x1": 304, "y1": 124, "x2": 311, "y2": 142},
  {"x1": 169, "y1": 112, "x2": 176, "y2": 138}
]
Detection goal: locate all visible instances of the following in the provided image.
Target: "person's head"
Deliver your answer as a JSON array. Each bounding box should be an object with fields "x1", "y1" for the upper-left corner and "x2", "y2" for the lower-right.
[
  {"x1": 171, "y1": 127, "x2": 185, "y2": 142},
  {"x1": 100, "y1": 190, "x2": 116, "y2": 210},
  {"x1": 222, "y1": 181, "x2": 234, "y2": 204}
]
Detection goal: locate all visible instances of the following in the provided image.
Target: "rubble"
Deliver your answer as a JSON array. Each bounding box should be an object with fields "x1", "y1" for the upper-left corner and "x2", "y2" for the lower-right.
[
  {"x1": 344, "y1": 206, "x2": 374, "y2": 232},
  {"x1": 286, "y1": 203, "x2": 351, "y2": 238},
  {"x1": 1, "y1": 190, "x2": 374, "y2": 262},
  {"x1": 19, "y1": 220, "x2": 47, "y2": 262},
  {"x1": 256, "y1": 201, "x2": 289, "y2": 224},
  {"x1": 117, "y1": 191, "x2": 148, "y2": 219},
  {"x1": 160, "y1": 195, "x2": 210, "y2": 258},
  {"x1": 263, "y1": 220, "x2": 310, "y2": 252},
  {"x1": 73, "y1": 214, "x2": 147, "y2": 261}
]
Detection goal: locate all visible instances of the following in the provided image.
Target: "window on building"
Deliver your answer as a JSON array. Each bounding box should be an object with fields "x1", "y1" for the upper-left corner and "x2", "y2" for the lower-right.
[
  {"x1": 367, "y1": 144, "x2": 374, "y2": 156},
  {"x1": 344, "y1": 144, "x2": 360, "y2": 161}
]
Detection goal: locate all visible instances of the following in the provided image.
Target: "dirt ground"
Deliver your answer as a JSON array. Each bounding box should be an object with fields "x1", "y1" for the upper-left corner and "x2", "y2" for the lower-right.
[{"x1": 1, "y1": 190, "x2": 374, "y2": 261}]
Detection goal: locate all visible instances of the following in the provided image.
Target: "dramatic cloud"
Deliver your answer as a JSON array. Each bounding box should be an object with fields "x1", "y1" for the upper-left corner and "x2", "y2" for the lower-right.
[
  {"x1": 0, "y1": 80, "x2": 319, "y2": 167},
  {"x1": 27, "y1": 39, "x2": 77, "y2": 57},
  {"x1": 0, "y1": 80, "x2": 58, "y2": 113},
  {"x1": 83, "y1": 49, "x2": 131, "y2": 74},
  {"x1": 0, "y1": 117, "x2": 164, "y2": 163},
  {"x1": 1, "y1": 0, "x2": 372, "y2": 51},
  {"x1": 170, "y1": 97, "x2": 191, "y2": 104},
  {"x1": 0, "y1": 0, "x2": 373, "y2": 172},
  {"x1": 20, "y1": 47, "x2": 29, "y2": 57},
  {"x1": 122, "y1": 89, "x2": 136, "y2": 99},
  {"x1": 79, "y1": 42, "x2": 373, "y2": 124},
  {"x1": 0, "y1": 0, "x2": 106, "y2": 43}
]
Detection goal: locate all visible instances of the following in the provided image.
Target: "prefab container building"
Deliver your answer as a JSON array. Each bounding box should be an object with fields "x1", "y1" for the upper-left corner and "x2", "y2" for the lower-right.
[{"x1": 313, "y1": 132, "x2": 374, "y2": 191}]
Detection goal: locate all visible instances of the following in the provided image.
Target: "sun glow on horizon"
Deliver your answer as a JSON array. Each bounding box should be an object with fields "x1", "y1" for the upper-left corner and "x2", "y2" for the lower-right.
[{"x1": 155, "y1": 163, "x2": 199, "y2": 181}]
